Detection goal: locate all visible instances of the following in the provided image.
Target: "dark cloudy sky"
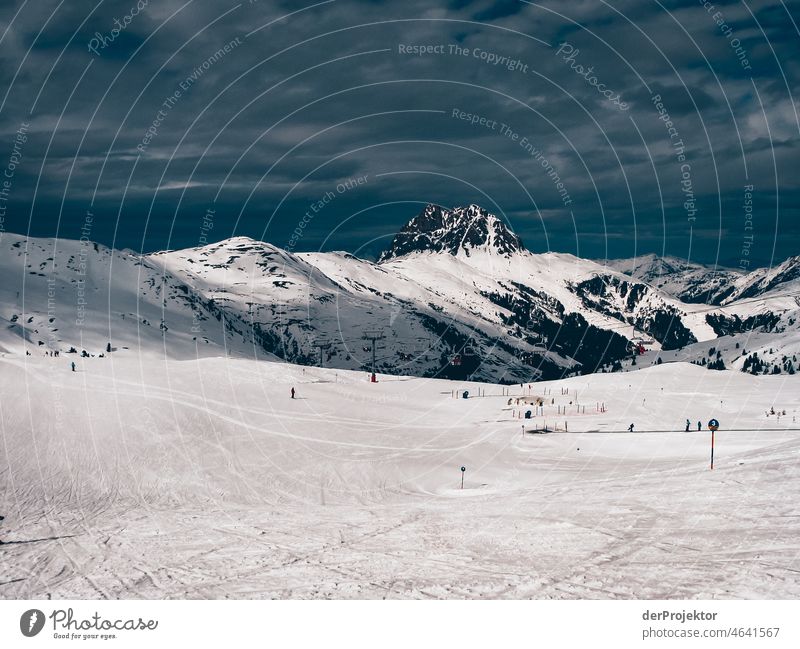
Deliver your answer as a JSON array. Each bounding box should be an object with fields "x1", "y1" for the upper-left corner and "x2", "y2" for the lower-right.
[{"x1": 0, "y1": 0, "x2": 797, "y2": 267}]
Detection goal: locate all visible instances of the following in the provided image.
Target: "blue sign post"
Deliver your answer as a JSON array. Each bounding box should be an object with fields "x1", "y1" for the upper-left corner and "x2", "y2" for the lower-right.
[
  {"x1": 460, "y1": 466, "x2": 466, "y2": 489},
  {"x1": 708, "y1": 419, "x2": 720, "y2": 470}
]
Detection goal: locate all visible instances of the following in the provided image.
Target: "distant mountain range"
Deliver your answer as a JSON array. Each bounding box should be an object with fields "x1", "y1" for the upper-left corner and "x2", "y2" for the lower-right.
[
  {"x1": 605, "y1": 253, "x2": 800, "y2": 306},
  {"x1": 3, "y1": 204, "x2": 799, "y2": 382}
]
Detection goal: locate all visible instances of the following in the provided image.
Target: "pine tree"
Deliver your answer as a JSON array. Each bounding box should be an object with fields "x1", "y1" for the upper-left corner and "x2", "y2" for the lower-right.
[{"x1": 708, "y1": 358, "x2": 726, "y2": 371}]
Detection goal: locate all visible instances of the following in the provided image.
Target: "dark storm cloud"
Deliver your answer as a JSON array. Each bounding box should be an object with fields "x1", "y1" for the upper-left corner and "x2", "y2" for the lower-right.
[{"x1": 0, "y1": 0, "x2": 797, "y2": 267}]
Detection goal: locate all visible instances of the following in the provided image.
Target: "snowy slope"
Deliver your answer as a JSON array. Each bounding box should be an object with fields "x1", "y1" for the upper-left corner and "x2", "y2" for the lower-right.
[
  {"x1": 726, "y1": 255, "x2": 800, "y2": 303},
  {"x1": 3, "y1": 212, "x2": 800, "y2": 599},
  {"x1": 0, "y1": 232, "x2": 260, "y2": 359},
  {"x1": 1, "y1": 354, "x2": 798, "y2": 599}
]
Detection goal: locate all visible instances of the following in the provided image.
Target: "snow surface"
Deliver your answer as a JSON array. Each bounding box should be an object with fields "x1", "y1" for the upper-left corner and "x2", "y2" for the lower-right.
[{"x1": 1, "y1": 353, "x2": 798, "y2": 599}]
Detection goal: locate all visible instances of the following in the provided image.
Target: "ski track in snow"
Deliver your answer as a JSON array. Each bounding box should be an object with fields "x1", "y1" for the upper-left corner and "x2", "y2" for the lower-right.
[{"x1": 1, "y1": 355, "x2": 799, "y2": 599}]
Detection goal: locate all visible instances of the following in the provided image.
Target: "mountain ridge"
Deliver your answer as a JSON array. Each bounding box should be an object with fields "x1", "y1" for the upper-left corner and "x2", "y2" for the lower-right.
[
  {"x1": 378, "y1": 203, "x2": 525, "y2": 261},
  {"x1": 2, "y1": 205, "x2": 799, "y2": 382}
]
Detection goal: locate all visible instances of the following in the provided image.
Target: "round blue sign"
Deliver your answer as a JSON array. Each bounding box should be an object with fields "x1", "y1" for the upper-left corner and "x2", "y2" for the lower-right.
[
  {"x1": 460, "y1": 466, "x2": 466, "y2": 472},
  {"x1": 708, "y1": 419, "x2": 720, "y2": 431}
]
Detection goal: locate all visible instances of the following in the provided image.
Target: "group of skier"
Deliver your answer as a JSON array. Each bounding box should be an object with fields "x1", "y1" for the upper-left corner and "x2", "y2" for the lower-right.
[{"x1": 626, "y1": 419, "x2": 706, "y2": 433}]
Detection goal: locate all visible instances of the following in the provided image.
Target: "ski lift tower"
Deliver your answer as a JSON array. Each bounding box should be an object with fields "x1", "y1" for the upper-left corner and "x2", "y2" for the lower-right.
[
  {"x1": 312, "y1": 340, "x2": 332, "y2": 367},
  {"x1": 362, "y1": 329, "x2": 385, "y2": 382}
]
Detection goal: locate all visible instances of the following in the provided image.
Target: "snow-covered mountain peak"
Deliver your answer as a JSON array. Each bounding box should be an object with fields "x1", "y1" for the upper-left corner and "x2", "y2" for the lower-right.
[
  {"x1": 378, "y1": 203, "x2": 525, "y2": 262},
  {"x1": 196, "y1": 235, "x2": 273, "y2": 254},
  {"x1": 604, "y1": 254, "x2": 744, "y2": 305},
  {"x1": 731, "y1": 254, "x2": 800, "y2": 301},
  {"x1": 218, "y1": 235, "x2": 264, "y2": 246},
  {"x1": 607, "y1": 253, "x2": 721, "y2": 278}
]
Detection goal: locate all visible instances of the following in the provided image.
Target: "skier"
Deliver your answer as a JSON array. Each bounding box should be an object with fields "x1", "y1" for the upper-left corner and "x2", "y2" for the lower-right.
[
  {"x1": 697, "y1": 421, "x2": 701, "y2": 431},
  {"x1": 685, "y1": 419, "x2": 690, "y2": 432},
  {"x1": 628, "y1": 423, "x2": 634, "y2": 432},
  {"x1": 71, "y1": 362, "x2": 76, "y2": 372},
  {"x1": 290, "y1": 387, "x2": 295, "y2": 399}
]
